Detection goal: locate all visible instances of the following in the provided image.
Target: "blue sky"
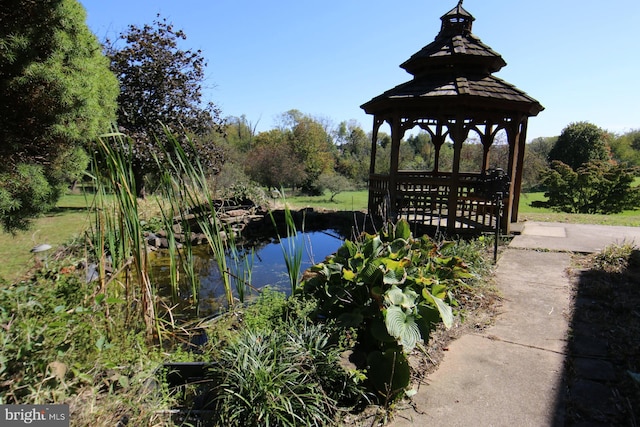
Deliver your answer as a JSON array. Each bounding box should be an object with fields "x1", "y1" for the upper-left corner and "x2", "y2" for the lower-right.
[{"x1": 80, "y1": 0, "x2": 639, "y2": 141}]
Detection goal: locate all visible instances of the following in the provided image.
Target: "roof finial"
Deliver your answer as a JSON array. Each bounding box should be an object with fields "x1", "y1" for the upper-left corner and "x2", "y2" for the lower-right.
[{"x1": 457, "y1": 0, "x2": 463, "y2": 6}]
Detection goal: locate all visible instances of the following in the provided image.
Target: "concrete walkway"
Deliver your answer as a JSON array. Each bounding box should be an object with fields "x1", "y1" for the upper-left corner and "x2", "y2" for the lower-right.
[{"x1": 389, "y1": 222, "x2": 640, "y2": 427}]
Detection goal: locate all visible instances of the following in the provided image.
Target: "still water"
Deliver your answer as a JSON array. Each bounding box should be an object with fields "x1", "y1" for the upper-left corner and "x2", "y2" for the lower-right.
[{"x1": 150, "y1": 230, "x2": 344, "y2": 317}]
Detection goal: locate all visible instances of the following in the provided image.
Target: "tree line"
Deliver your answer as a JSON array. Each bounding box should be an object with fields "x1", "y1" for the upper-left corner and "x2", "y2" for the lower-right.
[{"x1": 2, "y1": 0, "x2": 639, "y2": 233}]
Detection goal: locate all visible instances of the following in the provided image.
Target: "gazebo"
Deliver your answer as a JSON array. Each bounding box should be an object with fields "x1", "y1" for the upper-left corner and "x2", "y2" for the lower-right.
[{"x1": 361, "y1": 1, "x2": 543, "y2": 234}]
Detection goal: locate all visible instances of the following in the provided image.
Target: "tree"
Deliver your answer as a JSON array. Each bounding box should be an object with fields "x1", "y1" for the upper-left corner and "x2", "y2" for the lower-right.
[
  {"x1": 286, "y1": 111, "x2": 335, "y2": 193},
  {"x1": 106, "y1": 16, "x2": 224, "y2": 197},
  {"x1": 0, "y1": 0, "x2": 119, "y2": 232},
  {"x1": 535, "y1": 160, "x2": 640, "y2": 214},
  {"x1": 316, "y1": 172, "x2": 355, "y2": 202},
  {"x1": 224, "y1": 115, "x2": 259, "y2": 153},
  {"x1": 548, "y1": 122, "x2": 610, "y2": 170},
  {"x1": 245, "y1": 129, "x2": 306, "y2": 190},
  {"x1": 334, "y1": 121, "x2": 371, "y2": 185},
  {"x1": 609, "y1": 130, "x2": 640, "y2": 167}
]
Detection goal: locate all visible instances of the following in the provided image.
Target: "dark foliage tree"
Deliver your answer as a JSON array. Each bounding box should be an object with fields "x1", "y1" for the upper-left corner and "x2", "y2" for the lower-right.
[
  {"x1": 534, "y1": 160, "x2": 640, "y2": 214},
  {"x1": 548, "y1": 122, "x2": 610, "y2": 170},
  {"x1": 0, "y1": 0, "x2": 118, "y2": 232},
  {"x1": 244, "y1": 130, "x2": 306, "y2": 190},
  {"x1": 106, "y1": 16, "x2": 224, "y2": 197}
]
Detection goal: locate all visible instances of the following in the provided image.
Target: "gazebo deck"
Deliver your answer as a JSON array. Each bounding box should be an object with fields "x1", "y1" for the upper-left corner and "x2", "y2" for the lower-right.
[{"x1": 369, "y1": 171, "x2": 505, "y2": 232}]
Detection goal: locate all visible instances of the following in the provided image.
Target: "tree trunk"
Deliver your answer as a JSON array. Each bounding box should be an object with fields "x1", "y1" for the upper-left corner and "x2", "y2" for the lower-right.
[{"x1": 134, "y1": 168, "x2": 146, "y2": 199}]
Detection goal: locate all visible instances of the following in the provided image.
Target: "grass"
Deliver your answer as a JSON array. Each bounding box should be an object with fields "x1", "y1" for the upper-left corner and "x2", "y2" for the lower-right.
[
  {"x1": 0, "y1": 193, "x2": 93, "y2": 282},
  {"x1": 517, "y1": 192, "x2": 640, "y2": 226},
  {"x1": 286, "y1": 190, "x2": 369, "y2": 211}
]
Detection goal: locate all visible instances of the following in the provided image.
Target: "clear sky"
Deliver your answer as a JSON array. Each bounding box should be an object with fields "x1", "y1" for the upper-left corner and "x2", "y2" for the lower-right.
[{"x1": 79, "y1": 0, "x2": 639, "y2": 141}]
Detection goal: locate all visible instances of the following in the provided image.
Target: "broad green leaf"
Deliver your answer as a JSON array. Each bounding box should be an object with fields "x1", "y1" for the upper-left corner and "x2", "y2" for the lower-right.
[
  {"x1": 439, "y1": 240, "x2": 456, "y2": 252},
  {"x1": 118, "y1": 375, "x2": 130, "y2": 388},
  {"x1": 381, "y1": 258, "x2": 408, "y2": 285},
  {"x1": 342, "y1": 268, "x2": 357, "y2": 282},
  {"x1": 385, "y1": 286, "x2": 405, "y2": 306},
  {"x1": 384, "y1": 286, "x2": 418, "y2": 309},
  {"x1": 416, "y1": 304, "x2": 440, "y2": 338},
  {"x1": 383, "y1": 267, "x2": 406, "y2": 285},
  {"x1": 431, "y1": 283, "x2": 448, "y2": 300},
  {"x1": 363, "y1": 235, "x2": 383, "y2": 258},
  {"x1": 95, "y1": 335, "x2": 106, "y2": 351},
  {"x1": 337, "y1": 240, "x2": 358, "y2": 258},
  {"x1": 423, "y1": 289, "x2": 453, "y2": 328},
  {"x1": 360, "y1": 259, "x2": 384, "y2": 284},
  {"x1": 337, "y1": 312, "x2": 364, "y2": 328},
  {"x1": 395, "y1": 219, "x2": 411, "y2": 240},
  {"x1": 370, "y1": 317, "x2": 396, "y2": 343},
  {"x1": 389, "y1": 238, "x2": 408, "y2": 259},
  {"x1": 385, "y1": 306, "x2": 421, "y2": 351},
  {"x1": 348, "y1": 252, "x2": 365, "y2": 271}
]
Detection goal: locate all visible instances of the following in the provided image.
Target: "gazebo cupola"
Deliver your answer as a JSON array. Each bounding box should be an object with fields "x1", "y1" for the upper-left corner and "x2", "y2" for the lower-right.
[{"x1": 361, "y1": 0, "x2": 543, "y2": 234}]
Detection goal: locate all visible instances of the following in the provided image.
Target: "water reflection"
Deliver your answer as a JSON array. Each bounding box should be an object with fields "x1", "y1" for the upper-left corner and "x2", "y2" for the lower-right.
[{"x1": 150, "y1": 230, "x2": 344, "y2": 318}]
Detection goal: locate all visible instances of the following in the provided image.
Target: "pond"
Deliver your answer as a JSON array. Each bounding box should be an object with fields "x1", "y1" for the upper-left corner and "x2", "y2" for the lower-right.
[{"x1": 150, "y1": 229, "x2": 345, "y2": 318}]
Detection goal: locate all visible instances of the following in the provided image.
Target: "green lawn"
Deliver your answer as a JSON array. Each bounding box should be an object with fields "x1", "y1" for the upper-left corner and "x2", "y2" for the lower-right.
[
  {"x1": 0, "y1": 193, "x2": 93, "y2": 282},
  {"x1": 286, "y1": 190, "x2": 369, "y2": 211},
  {"x1": 517, "y1": 192, "x2": 640, "y2": 226}
]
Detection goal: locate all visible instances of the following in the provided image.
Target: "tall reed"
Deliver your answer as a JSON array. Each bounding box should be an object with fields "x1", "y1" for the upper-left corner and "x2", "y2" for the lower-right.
[
  {"x1": 89, "y1": 133, "x2": 156, "y2": 339},
  {"x1": 227, "y1": 232, "x2": 255, "y2": 303},
  {"x1": 270, "y1": 199, "x2": 304, "y2": 295},
  {"x1": 154, "y1": 127, "x2": 235, "y2": 308},
  {"x1": 156, "y1": 172, "x2": 200, "y2": 311}
]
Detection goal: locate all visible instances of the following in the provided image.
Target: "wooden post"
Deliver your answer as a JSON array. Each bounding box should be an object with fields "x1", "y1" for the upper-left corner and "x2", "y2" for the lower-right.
[
  {"x1": 510, "y1": 117, "x2": 528, "y2": 223},
  {"x1": 505, "y1": 117, "x2": 525, "y2": 232},
  {"x1": 368, "y1": 117, "x2": 382, "y2": 216},
  {"x1": 447, "y1": 118, "x2": 468, "y2": 233},
  {"x1": 432, "y1": 123, "x2": 444, "y2": 173},
  {"x1": 369, "y1": 117, "x2": 381, "y2": 175},
  {"x1": 388, "y1": 115, "x2": 402, "y2": 221},
  {"x1": 481, "y1": 123, "x2": 494, "y2": 173}
]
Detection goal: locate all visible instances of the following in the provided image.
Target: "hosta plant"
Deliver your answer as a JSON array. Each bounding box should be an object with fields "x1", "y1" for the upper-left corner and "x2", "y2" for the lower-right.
[{"x1": 300, "y1": 219, "x2": 473, "y2": 398}]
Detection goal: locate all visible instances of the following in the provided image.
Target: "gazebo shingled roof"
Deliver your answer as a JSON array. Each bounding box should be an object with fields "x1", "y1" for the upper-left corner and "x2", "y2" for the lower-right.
[{"x1": 361, "y1": 1, "x2": 543, "y2": 234}]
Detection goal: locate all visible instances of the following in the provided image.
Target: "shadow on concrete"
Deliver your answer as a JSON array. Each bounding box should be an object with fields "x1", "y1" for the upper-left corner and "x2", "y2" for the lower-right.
[{"x1": 553, "y1": 249, "x2": 640, "y2": 425}]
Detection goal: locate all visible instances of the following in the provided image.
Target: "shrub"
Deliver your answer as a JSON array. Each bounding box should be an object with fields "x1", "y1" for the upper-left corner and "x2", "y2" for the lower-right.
[
  {"x1": 0, "y1": 261, "x2": 172, "y2": 423},
  {"x1": 300, "y1": 219, "x2": 472, "y2": 399},
  {"x1": 548, "y1": 122, "x2": 610, "y2": 170},
  {"x1": 592, "y1": 242, "x2": 638, "y2": 273},
  {"x1": 535, "y1": 160, "x2": 640, "y2": 214}
]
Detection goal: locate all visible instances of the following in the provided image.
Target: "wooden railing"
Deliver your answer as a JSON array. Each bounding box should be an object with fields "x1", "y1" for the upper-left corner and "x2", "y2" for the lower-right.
[{"x1": 368, "y1": 171, "x2": 507, "y2": 232}]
